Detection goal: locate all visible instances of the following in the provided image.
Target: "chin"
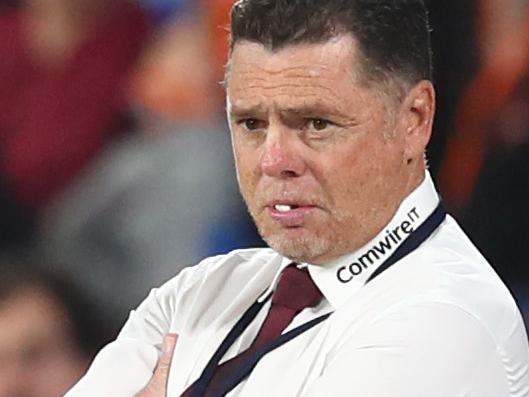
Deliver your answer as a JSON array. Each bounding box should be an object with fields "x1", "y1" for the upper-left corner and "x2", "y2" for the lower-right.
[{"x1": 263, "y1": 230, "x2": 332, "y2": 264}]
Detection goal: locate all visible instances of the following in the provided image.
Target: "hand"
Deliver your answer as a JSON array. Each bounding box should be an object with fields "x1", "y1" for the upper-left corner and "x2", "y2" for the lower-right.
[{"x1": 135, "y1": 334, "x2": 178, "y2": 397}]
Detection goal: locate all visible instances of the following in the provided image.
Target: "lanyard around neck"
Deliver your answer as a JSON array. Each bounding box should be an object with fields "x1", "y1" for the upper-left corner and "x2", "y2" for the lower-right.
[{"x1": 189, "y1": 202, "x2": 447, "y2": 397}]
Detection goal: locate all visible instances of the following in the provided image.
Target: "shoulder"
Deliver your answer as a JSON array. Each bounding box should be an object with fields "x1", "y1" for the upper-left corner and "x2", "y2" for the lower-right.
[
  {"x1": 369, "y1": 215, "x2": 529, "y2": 372},
  {"x1": 162, "y1": 247, "x2": 280, "y2": 290},
  {"x1": 152, "y1": 247, "x2": 281, "y2": 317},
  {"x1": 416, "y1": 215, "x2": 523, "y2": 344},
  {"x1": 323, "y1": 301, "x2": 527, "y2": 397},
  {"x1": 119, "y1": 247, "x2": 280, "y2": 337},
  {"x1": 361, "y1": 214, "x2": 527, "y2": 350}
]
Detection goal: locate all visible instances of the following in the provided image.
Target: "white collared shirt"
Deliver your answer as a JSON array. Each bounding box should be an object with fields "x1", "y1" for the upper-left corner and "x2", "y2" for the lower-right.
[{"x1": 66, "y1": 173, "x2": 529, "y2": 397}]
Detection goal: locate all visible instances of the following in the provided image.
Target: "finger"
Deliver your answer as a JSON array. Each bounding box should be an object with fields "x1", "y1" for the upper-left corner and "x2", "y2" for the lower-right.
[
  {"x1": 136, "y1": 334, "x2": 178, "y2": 396},
  {"x1": 154, "y1": 333, "x2": 178, "y2": 381}
]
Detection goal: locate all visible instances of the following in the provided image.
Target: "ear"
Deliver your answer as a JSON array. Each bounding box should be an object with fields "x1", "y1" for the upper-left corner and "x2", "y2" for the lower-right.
[{"x1": 399, "y1": 80, "x2": 436, "y2": 164}]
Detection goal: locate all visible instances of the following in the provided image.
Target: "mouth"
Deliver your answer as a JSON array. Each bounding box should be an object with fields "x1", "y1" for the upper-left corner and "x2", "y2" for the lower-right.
[
  {"x1": 273, "y1": 204, "x2": 301, "y2": 212},
  {"x1": 266, "y1": 202, "x2": 319, "y2": 226},
  {"x1": 269, "y1": 201, "x2": 317, "y2": 211}
]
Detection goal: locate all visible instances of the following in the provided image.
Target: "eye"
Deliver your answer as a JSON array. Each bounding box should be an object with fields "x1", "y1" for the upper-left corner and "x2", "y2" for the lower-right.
[
  {"x1": 309, "y1": 118, "x2": 331, "y2": 131},
  {"x1": 302, "y1": 117, "x2": 339, "y2": 140},
  {"x1": 237, "y1": 118, "x2": 265, "y2": 132}
]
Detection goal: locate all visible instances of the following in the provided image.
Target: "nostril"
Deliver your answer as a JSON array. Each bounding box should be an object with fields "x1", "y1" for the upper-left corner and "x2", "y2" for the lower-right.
[{"x1": 281, "y1": 170, "x2": 298, "y2": 178}]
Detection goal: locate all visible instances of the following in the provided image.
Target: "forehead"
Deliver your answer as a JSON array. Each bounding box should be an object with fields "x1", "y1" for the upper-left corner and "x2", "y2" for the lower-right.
[
  {"x1": 226, "y1": 35, "x2": 373, "y2": 113},
  {"x1": 227, "y1": 35, "x2": 362, "y2": 87}
]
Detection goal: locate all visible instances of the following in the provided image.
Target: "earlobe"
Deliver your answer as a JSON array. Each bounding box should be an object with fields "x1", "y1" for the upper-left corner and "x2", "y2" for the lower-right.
[{"x1": 402, "y1": 80, "x2": 436, "y2": 161}]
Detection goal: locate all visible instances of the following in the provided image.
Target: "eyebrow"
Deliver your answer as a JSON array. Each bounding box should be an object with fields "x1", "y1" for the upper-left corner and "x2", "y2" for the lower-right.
[
  {"x1": 228, "y1": 104, "x2": 267, "y2": 118},
  {"x1": 281, "y1": 101, "x2": 357, "y2": 124},
  {"x1": 281, "y1": 104, "x2": 338, "y2": 116},
  {"x1": 229, "y1": 101, "x2": 345, "y2": 117}
]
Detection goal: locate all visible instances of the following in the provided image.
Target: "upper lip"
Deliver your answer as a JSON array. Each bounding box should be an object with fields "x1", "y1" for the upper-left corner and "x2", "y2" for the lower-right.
[{"x1": 267, "y1": 200, "x2": 318, "y2": 208}]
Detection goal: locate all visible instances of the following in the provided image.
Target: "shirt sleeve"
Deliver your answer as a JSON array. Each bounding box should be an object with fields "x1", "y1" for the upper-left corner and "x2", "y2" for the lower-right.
[{"x1": 306, "y1": 302, "x2": 510, "y2": 397}]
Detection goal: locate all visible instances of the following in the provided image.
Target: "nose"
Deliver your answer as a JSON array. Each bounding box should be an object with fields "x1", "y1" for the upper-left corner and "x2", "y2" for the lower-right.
[{"x1": 260, "y1": 128, "x2": 306, "y2": 178}]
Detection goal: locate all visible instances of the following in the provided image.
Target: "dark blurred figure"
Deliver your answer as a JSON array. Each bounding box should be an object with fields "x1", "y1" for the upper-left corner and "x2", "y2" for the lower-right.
[
  {"x1": 425, "y1": 0, "x2": 478, "y2": 176},
  {"x1": 0, "y1": 0, "x2": 150, "y2": 248},
  {"x1": 40, "y1": 4, "x2": 264, "y2": 320},
  {"x1": 437, "y1": 0, "x2": 529, "y2": 324},
  {"x1": 0, "y1": 259, "x2": 117, "y2": 397},
  {"x1": 0, "y1": 0, "x2": 17, "y2": 11}
]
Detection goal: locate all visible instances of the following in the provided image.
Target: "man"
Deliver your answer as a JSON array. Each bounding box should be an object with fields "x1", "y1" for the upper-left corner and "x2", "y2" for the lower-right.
[
  {"x1": 0, "y1": 260, "x2": 115, "y2": 397},
  {"x1": 67, "y1": 0, "x2": 529, "y2": 396}
]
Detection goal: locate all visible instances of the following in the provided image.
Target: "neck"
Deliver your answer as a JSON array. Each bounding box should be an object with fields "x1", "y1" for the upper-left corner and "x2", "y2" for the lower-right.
[{"x1": 403, "y1": 161, "x2": 427, "y2": 201}]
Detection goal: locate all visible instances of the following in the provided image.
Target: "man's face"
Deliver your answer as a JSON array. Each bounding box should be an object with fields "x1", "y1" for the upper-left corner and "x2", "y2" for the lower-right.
[
  {"x1": 227, "y1": 34, "x2": 427, "y2": 264},
  {"x1": 0, "y1": 287, "x2": 88, "y2": 397}
]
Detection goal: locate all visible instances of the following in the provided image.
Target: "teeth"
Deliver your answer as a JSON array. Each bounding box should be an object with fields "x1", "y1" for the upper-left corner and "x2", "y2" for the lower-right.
[{"x1": 274, "y1": 204, "x2": 292, "y2": 212}]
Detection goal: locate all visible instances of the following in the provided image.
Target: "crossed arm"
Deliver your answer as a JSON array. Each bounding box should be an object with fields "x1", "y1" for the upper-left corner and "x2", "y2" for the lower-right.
[
  {"x1": 130, "y1": 303, "x2": 509, "y2": 397},
  {"x1": 135, "y1": 334, "x2": 178, "y2": 397}
]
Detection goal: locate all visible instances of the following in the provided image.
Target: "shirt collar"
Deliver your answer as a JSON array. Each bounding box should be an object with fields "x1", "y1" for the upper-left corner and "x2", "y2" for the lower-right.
[
  {"x1": 258, "y1": 256, "x2": 294, "y2": 303},
  {"x1": 259, "y1": 171, "x2": 440, "y2": 308},
  {"x1": 307, "y1": 171, "x2": 439, "y2": 309}
]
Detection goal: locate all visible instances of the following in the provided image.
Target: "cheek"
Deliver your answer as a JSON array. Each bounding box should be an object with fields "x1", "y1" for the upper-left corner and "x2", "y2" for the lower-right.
[
  {"x1": 234, "y1": 149, "x2": 260, "y2": 193},
  {"x1": 326, "y1": 136, "x2": 378, "y2": 177},
  {"x1": 321, "y1": 137, "x2": 392, "y2": 201}
]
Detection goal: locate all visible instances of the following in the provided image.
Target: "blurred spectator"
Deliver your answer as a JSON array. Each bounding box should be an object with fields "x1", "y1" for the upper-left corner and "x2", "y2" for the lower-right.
[
  {"x1": 39, "y1": 119, "x2": 262, "y2": 322},
  {"x1": 476, "y1": 0, "x2": 528, "y2": 64},
  {"x1": 0, "y1": 0, "x2": 150, "y2": 248},
  {"x1": 137, "y1": 0, "x2": 192, "y2": 25},
  {"x1": 129, "y1": 12, "x2": 218, "y2": 121},
  {"x1": 0, "y1": 0, "x2": 17, "y2": 11},
  {"x1": 129, "y1": 0, "x2": 234, "y2": 120},
  {"x1": 437, "y1": 0, "x2": 529, "y2": 323},
  {"x1": 37, "y1": 4, "x2": 263, "y2": 321},
  {"x1": 0, "y1": 259, "x2": 117, "y2": 397},
  {"x1": 439, "y1": 0, "x2": 529, "y2": 210}
]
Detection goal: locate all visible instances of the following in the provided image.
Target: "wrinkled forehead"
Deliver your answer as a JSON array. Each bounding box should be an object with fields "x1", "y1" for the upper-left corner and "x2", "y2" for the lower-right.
[
  {"x1": 225, "y1": 35, "x2": 363, "y2": 87},
  {"x1": 224, "y1": 36, "x2": 407, "y2": 114}
]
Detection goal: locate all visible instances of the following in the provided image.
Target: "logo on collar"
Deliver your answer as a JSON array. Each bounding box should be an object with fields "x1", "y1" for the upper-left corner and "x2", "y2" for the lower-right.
[{"x1": 337, "y1": 207, "x2": 420, "y2": 283}]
